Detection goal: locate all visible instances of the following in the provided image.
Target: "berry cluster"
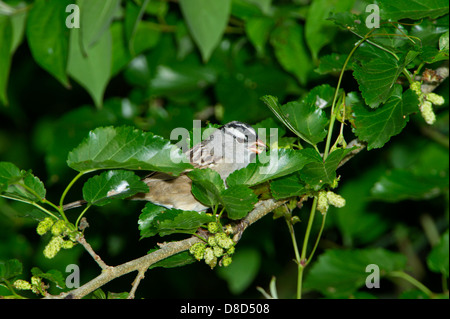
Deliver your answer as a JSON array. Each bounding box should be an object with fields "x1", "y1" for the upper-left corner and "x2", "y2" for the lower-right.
[
  {"x1": 189, "y1": 222, "x2": 235, "y2": 269},
  {"x1": 317, "y1": 191, "x2": 346, "y2": 215},
  {"x1": 13, "y1": 276, "x2": 47, "y2": 296},
  {"x1": 411, "y1": 81, "x2": 445, "y2": 125},
  {"x1": 36, "y1": 217, "x2": 77, "y2": 258}
]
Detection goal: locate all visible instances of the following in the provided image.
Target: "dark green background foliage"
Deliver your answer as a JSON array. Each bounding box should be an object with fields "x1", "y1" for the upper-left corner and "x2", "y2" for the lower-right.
[{"x1": 0, "y1": 0, "x2": 448, "y2": 299}]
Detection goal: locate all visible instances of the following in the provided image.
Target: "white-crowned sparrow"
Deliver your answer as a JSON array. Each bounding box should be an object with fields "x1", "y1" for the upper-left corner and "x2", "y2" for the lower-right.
[{"x1": 63, "y1": 121, "x2": 266, "y2": 212}]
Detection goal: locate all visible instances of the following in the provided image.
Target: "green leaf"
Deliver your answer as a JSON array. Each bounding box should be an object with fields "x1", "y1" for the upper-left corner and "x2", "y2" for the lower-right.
[
  {"x1": 315, "y1": 53, "x2": 354, "y2": 75},
  {"x1": 220, "y1": 185, "x2": 258, "y2": 220},
  {"x1": 245, "y1": 17, "x2": 274, "y2": 56},
  {"x1": 0, "y1": 161, "x2": 22, "y2": 192},
  {"x1": 0, "y1": 162, "x2": 46, "y2": 202},
  {"x1": 179, "y1": 0, "x2": 231, "y2": 62},
  {"x1": 288, "y1": 102, "x2": 328, "y2": 144},
  {"x1": 31, "y1": 267, "x2": 66, "y2": 289},
  {"x1": 9, "y1": 3, "x2": 27, "y2": 54},
  {"x1": 304, "y1": 248, "x2": 407, "y2": 297},
  {"x1": 144, "y1": 1, "x2": 169, "y2": 17},
  {"x1": 261, "y1": 94, "x2": 328, "y2": 146},
  {"x1": 353, "y1": 54, "x2": 402, "y2": 109},
  {"x1": 82, "y1": 170, "x2": 149, "y2": 206},
  {"x1": 78, "y1": 0, "x2": 120, "y2": 50},
  {"x1": 299, "y1": 148, "x2": 352, "y2": 188},
  {"x1": 67, "y1": 22, "x2": 112, "y2": 108},
  {"x1": 304, "y1": 84, "x2": 336, "y2": 108},
  {"x1": 0, "y1": 259, "x2": 22, "y2": 282},
  {"x1": 188, "y1": 168, "x2": 225, "y2": 207},
  {"x1": 439, "y1": 31, "x2": 449, "y2": 54},
  {"x1": 16, "y1": 172, "x2": 47, "y2": 202},
  {"x1": 305, "y1": 0, "x2": 355, "y2": 60},
  {"x1": 329, "y1": 12, "x2": 412, "y2": 53},
  {"x1": 270, "y1": 19, "x2": 311, "y2": 85},
  {"x1": 124, "y1": 0, "x2": 155, "y2": 56},
  {"x1": 138, "y1": 202, "x2": 215, "y2": 238},
  {"x1": 328, "y1": 11, "x2": 370, "y2": 37},
  {"x1": 378, "y1": 0, "x2": 449, "y2": 20},
  {"x1": 132, "y1": 21, "x2": 161, "y2": 55},
  {"x1": 67, "y1": 126, "x2": 192, "y2": 174},
  {"x1": 216, "y1": 247, "x2": 261, "y2": 295},
  {"x1": 409, "y1": 18, "x2": 448, "y2": 48},
  {"x1": 270, "y1": 173, "x2": 308, "y2": 200},
  {"x1": 188, "y1": 169, "x2": 258, "y2": 219},
  {"x1": 419, "y1": 46, "x2": 449, "y2": 64},
  {"x1": 26, "y1": 0, "x2": 70, "y2": 87},
  {"x1": 0, "y1": 15, "x2": 12, "y2": 105},
  {"x1": 353, "y1": 43, "x2": 397, "y2": 63},
  {"x1": 137, "y1": 203, "x2": 165, "y2": 238},
  {"x1": 110, "y1": 22, "x2": 132, "y2": 76},
  {"x1": 226, "y1": 148, "x2": 317, "y2": 187},
  {"x1": 370, "y1": 169, "x2": 449, "y2": 202},
  {"x1": 230, "y1": 0, "x2": 264, "y2": 20},
  {"x1": 352, "y1": 87, "x2": 419, "y2": 150},
  {"x1": 427, "y1": 230, "x2": 449, "y2": 278}
]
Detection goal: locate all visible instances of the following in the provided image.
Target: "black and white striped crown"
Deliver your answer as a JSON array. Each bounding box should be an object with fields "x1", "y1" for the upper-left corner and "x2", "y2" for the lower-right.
[{"x1": 219, "y1": 121, "x2": 258, "y2": 143}]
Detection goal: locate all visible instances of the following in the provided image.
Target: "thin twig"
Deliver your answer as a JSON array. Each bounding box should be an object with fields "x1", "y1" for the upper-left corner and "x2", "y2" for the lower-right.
[
  {"x1": 128, "y1": 268, "x2": 146, "y2": 299},
  {"x1": 76, "y1": 234, "x2": 110, "y2": 270}
]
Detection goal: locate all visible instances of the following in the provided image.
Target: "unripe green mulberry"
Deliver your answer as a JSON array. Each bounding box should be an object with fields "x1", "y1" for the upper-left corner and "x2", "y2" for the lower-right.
[
  {"x1": 51, "y1": 219, "x2": 67, "y2": 236},
  {"x1": 31, "y1": 276, "x2": 41, "y2": 286},
  {"x1": 214, "y1": 233, "x2": 234, "y2": 249},
  {"x1": 43, "y1": 236, "x2": 63, "y2": 259},
  {"x1": 221, "y1": 255, "x2": 232, "y2": 267},
  {"x1": 213, "y1": 246, "x2": 224, "y2": 258},
  {"x1": 426, "y1": 93, "x2": 445, "y2": 105},
  {"x1": 326, "y1": 191, "x2": 346, "y2": 208},
  {"x1": 61, "y1": 240, "x2": 74, "y2": 249},
  {"x1": 204, "y1": 247, "x2": 217, "y2": 269},
  {"x1": 227, "y1": 246, "x2": 235, "y2": 255},
  {"x1": 189, "y1": 242, "x2": 206, "y2": 261},
  {"x1": 207, "y1": 235, "x2": 216, "y2": 247},
  {"x1": 36, "y1": 217, "x2": 54, "y2": 236},
  {"x1": 207, "y1": 222, "x2": 221, "y2": 234},
  {"x1": 317, "y1": 191, "x2": 329, "y2": 214},
  {"x1": 13, "y1": 279, "x2": 32, "y2": 290},
  {"x1": 420, "y1": 101, "x2": 436, "y2": 125},
  {"x1": 410, "y1": 81, "x2": 422, "y2": 96},
  {"x1": 30, "y1": 276, "x2": 43, "y2": 295}
]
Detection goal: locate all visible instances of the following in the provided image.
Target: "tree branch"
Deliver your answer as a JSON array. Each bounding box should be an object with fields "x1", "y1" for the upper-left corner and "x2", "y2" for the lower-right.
[
  {"x1": 47, "y1": 236, "x2": 202, "y2": 299},
  {"x1": 46, "y1": 140, "x2": 366, "y2": 299},
  {"x1": 45, "y1": 198, "x2": 287, "y2": 299}
]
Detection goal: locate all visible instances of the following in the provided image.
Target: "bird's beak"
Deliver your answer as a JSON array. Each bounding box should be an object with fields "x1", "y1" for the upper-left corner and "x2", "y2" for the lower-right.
[{"x1": 250, "y1": 139, "x2": 267, "y2": 154}]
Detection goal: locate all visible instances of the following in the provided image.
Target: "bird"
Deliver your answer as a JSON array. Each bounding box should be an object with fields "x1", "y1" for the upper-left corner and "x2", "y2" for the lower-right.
[{"x1": 63, "y1": 121, "x2": 266, "y2": 212}]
